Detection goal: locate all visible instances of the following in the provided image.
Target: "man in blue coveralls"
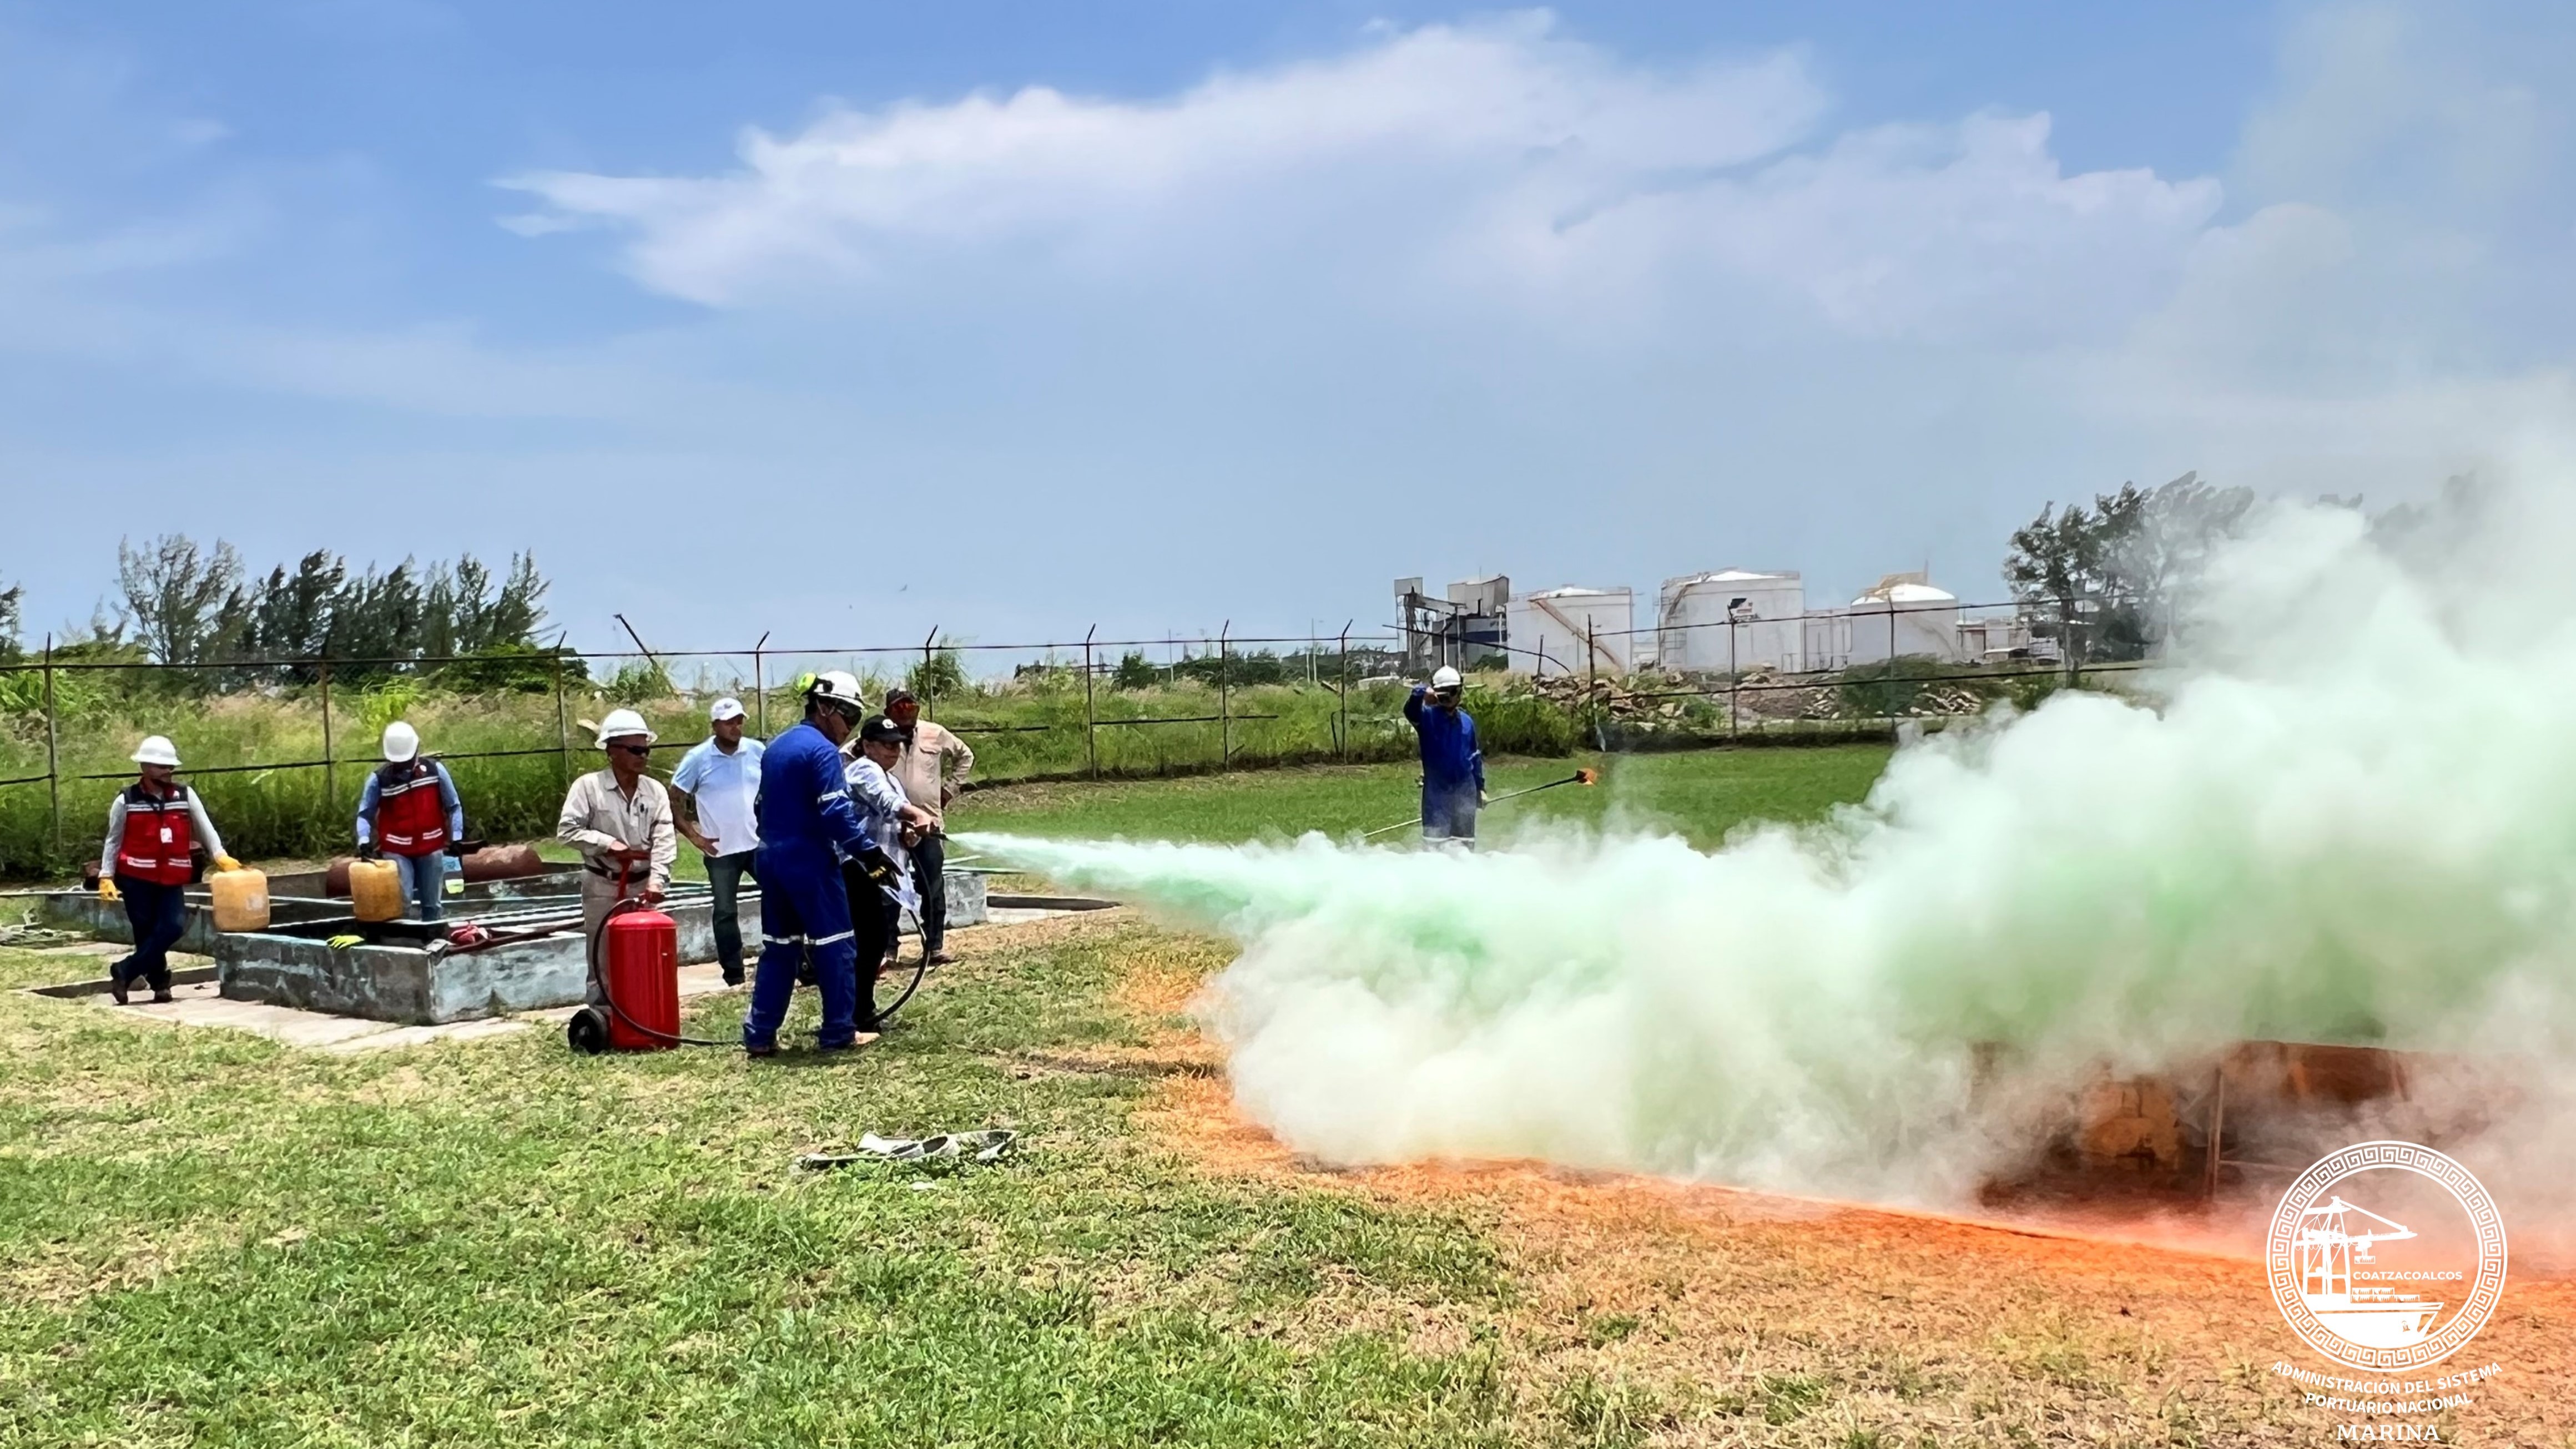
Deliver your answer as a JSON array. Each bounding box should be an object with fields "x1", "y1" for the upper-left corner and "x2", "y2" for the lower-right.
[
  {"x1": 1404, "y1": 664, "x2": 1486, "y2": 846},
  {"x1": 742, "y1": 671, "x2": 884, "y2": 1057}
]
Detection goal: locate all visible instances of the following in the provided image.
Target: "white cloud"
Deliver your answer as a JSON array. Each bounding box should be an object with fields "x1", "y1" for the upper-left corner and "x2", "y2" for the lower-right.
[{"x1": 498, "y1": 11, "x2": 2222, "y2": 346}]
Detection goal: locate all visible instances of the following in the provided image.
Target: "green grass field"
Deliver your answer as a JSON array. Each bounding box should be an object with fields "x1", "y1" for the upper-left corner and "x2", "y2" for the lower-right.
[
  {"x1": 0, "y1": 923, "x2": 1544, "y2": 1447},
  {"x1": 0, "y1": 745, "x2": 1939, "y2": 1447},
  {"x1": 0, "y1": 744, "x2": 2419, "y2": 1443},
  {"x1": 949, "y1": 745, "x2": 1896, "y2": 851}
]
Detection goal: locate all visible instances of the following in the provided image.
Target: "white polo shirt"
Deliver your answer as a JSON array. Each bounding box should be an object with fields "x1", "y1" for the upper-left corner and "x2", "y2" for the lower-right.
[{"x1": 671, "y1": 735, "x2": 765, "y2": 856}]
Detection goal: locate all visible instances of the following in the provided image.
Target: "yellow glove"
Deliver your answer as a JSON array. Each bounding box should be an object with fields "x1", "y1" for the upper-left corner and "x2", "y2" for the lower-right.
[
  {"x1": 98, "y1": 880, "x2": 121, "y2": 903},
  {"x1": 214, "y1": 855, "x2": 243, "y2": 873}
]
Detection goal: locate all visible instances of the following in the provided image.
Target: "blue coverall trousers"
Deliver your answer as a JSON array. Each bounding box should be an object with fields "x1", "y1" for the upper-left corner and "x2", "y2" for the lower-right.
[
  {"x1": 1421, "y1": 785, "x2": 1479, "y2": 845},
  {"x1": 742, "y1": 844, "x2": 861, "y2": 1051}
]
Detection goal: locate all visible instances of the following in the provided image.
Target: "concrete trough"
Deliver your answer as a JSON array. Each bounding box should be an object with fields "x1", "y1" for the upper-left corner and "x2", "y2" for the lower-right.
[
  {"x1": 35, "y1": 863, "x2": 594, "y2": 956},
  {"x1": 203, "y1": 867, "x2": 994, "y2": 1025}
]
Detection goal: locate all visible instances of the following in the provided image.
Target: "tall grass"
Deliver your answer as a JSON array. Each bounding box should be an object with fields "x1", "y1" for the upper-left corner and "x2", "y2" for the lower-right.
[{"x1": 0, "y1": 676, "x2": 1573, "y2": 877}]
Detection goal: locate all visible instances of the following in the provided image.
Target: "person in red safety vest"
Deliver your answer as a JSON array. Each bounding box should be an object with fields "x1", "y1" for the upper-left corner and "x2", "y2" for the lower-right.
[
  {"x1": 96, "y1": 735, "x2": 241, "y2": 1004},
  {"x1": 356, "y1": 721, "x2": 464, "y2": 922}
]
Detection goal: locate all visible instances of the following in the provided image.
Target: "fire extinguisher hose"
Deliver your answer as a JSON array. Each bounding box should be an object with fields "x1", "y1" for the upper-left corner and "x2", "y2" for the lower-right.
[
  {"x1": 587, "y1": 889, "x2": 734, "y2": 1048},
  {"x1": 581, "y1": 864, "x2": 936, "y2": 1050}
]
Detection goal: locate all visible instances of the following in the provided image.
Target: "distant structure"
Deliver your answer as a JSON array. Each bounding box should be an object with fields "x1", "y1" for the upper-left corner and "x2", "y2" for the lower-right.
[
  {"x1": 1423, "y1": 563, "x2": 2036, "y2": 678},
  {"x1": 1845, "y1": 573, "x2": 1962, "y2": 664},
  {"x1": 1394, "y1": 575, "x2": 1510, "y2": 676},
  {"x1": 1657, "y1": 570, "x2": 1807, "y2": 673},
  {"x1": 1508, "y1": 585, "x2": 1634, "y2": 678}
]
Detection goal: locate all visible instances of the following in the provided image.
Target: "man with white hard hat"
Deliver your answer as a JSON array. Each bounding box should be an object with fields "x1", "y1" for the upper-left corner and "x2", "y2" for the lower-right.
[
  {"x1": 355, "y1": 720, "x2": 465, "y2": 922},
  {"x1": 740, "y1": 672, "x2": 886, "y2": 1058},
  {"x1": 670, "y1": 696, "x2": 765, "y2": 985},
  {"x1": 555, "y1": 708, "x2": 675, "y2": 1005},
  {"x1": 97, "y1": 735, "x2": 242, "y2": 1004},
  {"x1": 1404, "y1": 665, "x2": 1486, "y2": 846}
]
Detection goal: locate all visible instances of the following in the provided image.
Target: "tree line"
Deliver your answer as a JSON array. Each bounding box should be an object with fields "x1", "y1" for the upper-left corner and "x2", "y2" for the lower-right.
[
  {"x1": 0, "y1": 535, "x2": 577, "y2": 690},
  {"x1": 2000, "y1": 471, "x2": 2257, "y2": 665}
]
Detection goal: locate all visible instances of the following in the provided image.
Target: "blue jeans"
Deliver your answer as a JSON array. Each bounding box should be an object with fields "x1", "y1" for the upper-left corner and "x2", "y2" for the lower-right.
[
  {"x1": 393, "y1": 851, "x2": 446, "y2": 922},
  {"x1": 112, "y1": 875, "x2": 189, "y2": 991},
  {"x1": 704, "y1": 850, "x2": 758, "y2": 980},
  {"x1": 743, "y1": 845, "x2": 861, "y2": 1051}
]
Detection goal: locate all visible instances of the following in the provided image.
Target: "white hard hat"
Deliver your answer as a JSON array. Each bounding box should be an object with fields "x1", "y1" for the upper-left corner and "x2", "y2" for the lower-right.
[
  {"x1": 595, "y1": 708, "x2": 657, "y2": 746},
  {"x1": 382, "y1": 721, "x2": 420, "y2": 763},
  {"x1": 1430, "y1": 665, "x2": 1463, "y2": 690},
  {"x1": 806, "y1": 670, "x2": 867, "y2": 713},
  {"x1": 132, "y1": 735, "x2": 181, "y2": 768},
  {"x1": 708, "y1": 696, "x2": 745, "y2": 723}
]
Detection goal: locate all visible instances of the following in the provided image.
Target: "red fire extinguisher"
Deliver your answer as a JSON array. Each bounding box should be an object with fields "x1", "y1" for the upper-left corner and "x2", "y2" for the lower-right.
[
  {"x1": 600, "y1": 905, "x2": 680, "y2": 1050},
  {"x1": 567, "y1": 862, "x2": 699, "y2": 1055}
]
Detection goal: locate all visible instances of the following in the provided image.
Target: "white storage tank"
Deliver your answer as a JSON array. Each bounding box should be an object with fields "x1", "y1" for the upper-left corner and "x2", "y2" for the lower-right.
[
  {"x1": 1508, "y1": 586, "x2": 1636, "y2": 678},
  {"x1": 1657, "y1": 570, "x2": 1807, "y2": 673},
  {"x1": 1847, "y1": 574, "x2": 1961, "y2": 664}
]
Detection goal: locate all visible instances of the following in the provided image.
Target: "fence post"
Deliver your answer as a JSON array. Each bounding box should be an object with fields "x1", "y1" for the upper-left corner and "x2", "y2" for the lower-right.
[
  {"x1": 43, "y1": 634, "x2": 61, "y2": 854},
  {"x1": 1728, "y1": 615, "x2": 1740, "y2": 743},
  {"x1": 1082, "y1": 624, "x2": 1098, "y2": 780},
  {"x1": 2064, "y1": 595, "x2": 2081, "y2": 691},
  {"x1": 920, "y1": 625, "x2": 939, "y2": 719},
  {"x1": 552, "y1": 648, "x2": 572, "y2": 787},
  {"x1": 1337, "y1": 624, "x2": 1351, "y2": 764},
  {"x1": 1218, "y1": 620, "x2": 1231, "y2": 772},
  {"x1": 318, "y1": 657, "x2": 337, "y2": 809},
  {"x1": 1586, "y1": 618, "x2": 1600, "y2": 750},
  {"x1": 751, "y1": 630, "x2": 769, "y2": 739}
]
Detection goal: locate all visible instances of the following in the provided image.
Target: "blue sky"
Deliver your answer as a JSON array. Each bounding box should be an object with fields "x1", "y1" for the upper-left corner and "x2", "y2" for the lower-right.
[{"x1": 5, "y1": 1, "x2": 2572, "y2": 657}]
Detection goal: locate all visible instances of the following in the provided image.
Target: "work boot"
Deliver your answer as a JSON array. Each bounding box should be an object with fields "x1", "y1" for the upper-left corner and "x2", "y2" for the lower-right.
[
  {"x1": 152, "y1": 989, "x2": 174, "y2": 1004},
  {"x1": 107, "y1": 965, "x2": 131, "y2": 1006},
  {"x1": 721, "y1": 967, "x2": 744, "y2": 988},
  {"x1": 925, "y1": 950, "x2": 954, "y2": 967}
]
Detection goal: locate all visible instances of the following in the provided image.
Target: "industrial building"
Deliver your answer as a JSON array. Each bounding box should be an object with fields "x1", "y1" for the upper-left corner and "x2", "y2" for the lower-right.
[
  {"x1": 1394, "y1": 575, "x2": 1511, "y2": 675},
  {"x1": 1845, "y1": 573, "x2": 1962, "y2": 665},
  {"x1": 1506, "y1": 585, "x2": 1635, "y2": 678},
  {"x1": 1656, "y1": 570, "x2": 1808, "y2": 673},
  {"x1": 1412, "y1": 563, "x2": 2031, "y2": 680}
]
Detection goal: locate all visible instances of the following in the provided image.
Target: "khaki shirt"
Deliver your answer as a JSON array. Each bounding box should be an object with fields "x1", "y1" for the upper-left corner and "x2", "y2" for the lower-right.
[
  {"x1": 894, "y1": 720, "x2": 974, "y2": 825},
  {"x1": 556, "y1": 768, "x2": 676, "y2": 892}
]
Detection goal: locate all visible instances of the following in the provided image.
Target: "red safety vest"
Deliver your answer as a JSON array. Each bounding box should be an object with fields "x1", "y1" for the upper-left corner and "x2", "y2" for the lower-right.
[
  {"x1": 372, "y1": 760, "x2": 452, "y2": 857},
  {"x1": 115, "y1": 782, "x2": 197, "y2": 886}
]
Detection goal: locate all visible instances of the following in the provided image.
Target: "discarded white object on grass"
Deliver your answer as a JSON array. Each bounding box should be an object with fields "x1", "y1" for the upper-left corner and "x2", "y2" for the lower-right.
[{"x1": 797, "y1": 1128, "x2": 1016, "y2": 1170}]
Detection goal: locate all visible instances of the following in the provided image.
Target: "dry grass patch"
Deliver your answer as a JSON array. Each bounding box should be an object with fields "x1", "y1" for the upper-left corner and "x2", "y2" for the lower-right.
[{"x1": 1127, "y1": 963, "x2": 2576, "y2": 1446}]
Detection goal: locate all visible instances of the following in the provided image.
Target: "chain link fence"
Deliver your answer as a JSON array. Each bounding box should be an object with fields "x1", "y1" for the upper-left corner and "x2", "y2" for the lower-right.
[{"x1": 1, "y1": 598, "x2": 2141, "y2": 876}]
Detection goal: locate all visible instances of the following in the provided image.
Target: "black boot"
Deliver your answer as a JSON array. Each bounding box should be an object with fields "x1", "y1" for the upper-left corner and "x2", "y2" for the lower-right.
[{"x1": 108, "y1": 964, "x2": 132, "y2": 1006}]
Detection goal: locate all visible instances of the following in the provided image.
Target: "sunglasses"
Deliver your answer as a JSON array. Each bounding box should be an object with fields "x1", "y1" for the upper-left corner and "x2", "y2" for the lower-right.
[{"x1": 610, "y1": 743, "x2": 652, "y2": 756}]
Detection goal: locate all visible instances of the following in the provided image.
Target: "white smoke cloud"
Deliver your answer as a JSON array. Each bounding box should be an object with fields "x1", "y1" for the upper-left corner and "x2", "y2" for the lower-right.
[{"x1": 966, "y1": 467, "x2": 2576, "y2": 1212}]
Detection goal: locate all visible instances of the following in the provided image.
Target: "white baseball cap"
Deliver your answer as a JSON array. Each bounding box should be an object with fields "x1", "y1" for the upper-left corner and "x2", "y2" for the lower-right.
[{"x1": 709, "y1": 697, "x2": 745, "y2": 723}]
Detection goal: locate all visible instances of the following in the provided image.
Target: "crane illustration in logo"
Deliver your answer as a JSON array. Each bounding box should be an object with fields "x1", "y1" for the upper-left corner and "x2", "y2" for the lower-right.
[{"x1": 2295, "y1": 1196, "x2": 2443, "y2": 1348}]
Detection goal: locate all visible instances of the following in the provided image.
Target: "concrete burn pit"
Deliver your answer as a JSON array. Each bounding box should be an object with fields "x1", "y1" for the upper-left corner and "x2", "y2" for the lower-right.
[{"x1": 36, "y1": 859, "x2": 992, "y2": 1026}]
